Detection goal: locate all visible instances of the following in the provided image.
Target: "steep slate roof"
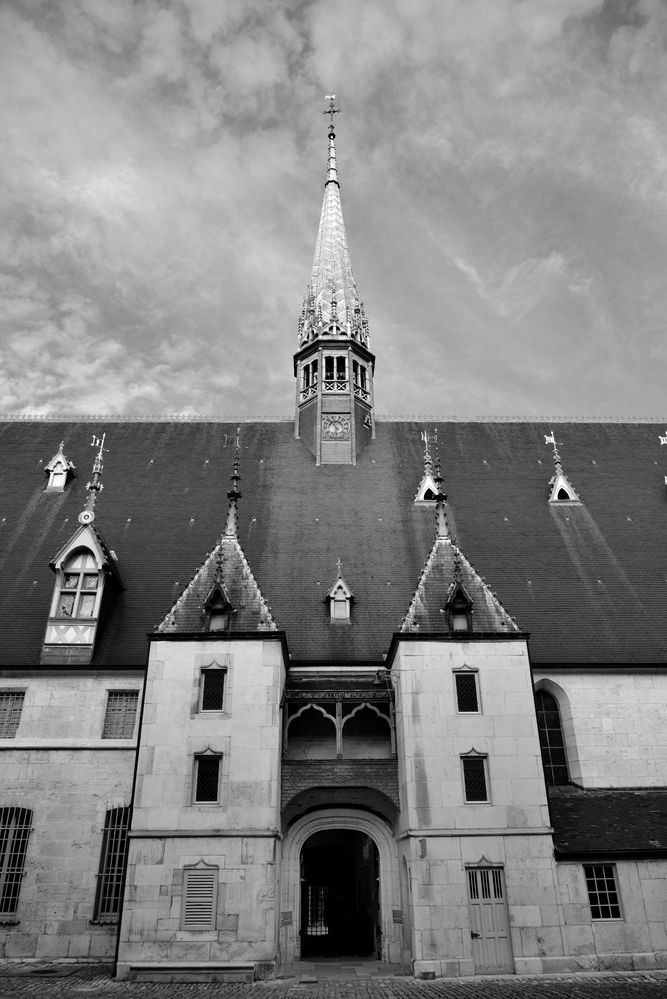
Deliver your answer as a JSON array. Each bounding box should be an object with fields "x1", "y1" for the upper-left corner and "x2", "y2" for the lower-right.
[
  {"x1": 401, "y1": 536, "x2": 520, "y2": 635},
  {"x1": 157, "y1": 535, "x2": 275, "y2": 633},
  {"x1": 2, "y1": 418, "x2": 667, "y2": 666},
  {"x1": 548, "y1": 786, "x2": 667, "y2": 857}
]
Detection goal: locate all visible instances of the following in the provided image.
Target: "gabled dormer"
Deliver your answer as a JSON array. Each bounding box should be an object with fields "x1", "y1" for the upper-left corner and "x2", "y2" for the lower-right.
[
  {"x1": 444, "y1": 579, "x2": 474, "y2": 633},
  {"x1": 545, "y1": 430, "x2": 581, "y2": 504},
  {"x1": 325, "y1": 559, "x2": 354, "y2": 623},
  {"x1": 41, "y1": 434, "x2": 120, "y2": 665},
  {"x1": 43, "y1": 442, "x2": 75, "y2": 493}
]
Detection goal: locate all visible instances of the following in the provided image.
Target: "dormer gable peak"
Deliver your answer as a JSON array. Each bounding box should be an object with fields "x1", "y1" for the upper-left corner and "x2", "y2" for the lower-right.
[
  {"x1": 44, "y1": 441, "x2": 75, "y2": 493},
  {"x1": 325, "y1": 558, "x2": 354, "y2": 622}
]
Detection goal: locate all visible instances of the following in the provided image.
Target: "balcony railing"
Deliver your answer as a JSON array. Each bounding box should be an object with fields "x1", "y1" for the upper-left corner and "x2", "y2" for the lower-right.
[{"x1": 322, "y1": 380, "x2": 349, "y2": 393}]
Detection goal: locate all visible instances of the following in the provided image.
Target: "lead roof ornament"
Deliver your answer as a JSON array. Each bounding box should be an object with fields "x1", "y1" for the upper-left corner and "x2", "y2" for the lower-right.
[{"x1": 544, "y1": 430, "x2": 581, "y2": 504}]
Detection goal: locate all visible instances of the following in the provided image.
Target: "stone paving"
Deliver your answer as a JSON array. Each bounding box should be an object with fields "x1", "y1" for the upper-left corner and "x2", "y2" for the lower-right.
[{"x1": 1, "y1": 964, "x2": 667, "y2": 999}]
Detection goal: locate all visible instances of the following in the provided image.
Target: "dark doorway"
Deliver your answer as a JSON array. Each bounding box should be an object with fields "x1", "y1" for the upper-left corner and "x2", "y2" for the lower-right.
[{"x1": 300, "y1": 829, "x2": 380, "y2": 958}]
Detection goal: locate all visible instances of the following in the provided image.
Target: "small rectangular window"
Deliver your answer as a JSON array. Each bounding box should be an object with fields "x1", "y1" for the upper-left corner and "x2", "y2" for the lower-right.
[
  {"x1": 0, "y1": 691, "x2": 25, "y2": 738},
  {"x1": 324, "y1": 356, "x2": 334, "y2": 381},
  {"x1": 200, "y1": 670, "x2": 225, "y2": 711},
  {"x1": 455, "y1": 672, "x2": 479, "y2": 712},
  {"x1": 584, "y1": 864, "x2": 622, "y2": 920},
  {"x1": 181, "y1": 866, "x2": 218, "y2": 930},
  {"x1": 462, "y1": 756, "x2": 488, "y2": 802},
  {"x1": 102, "y1": 691, "x2": 139, "y2": 739},
  {"x1": 93, "y1": 807, "x2": 130, "y2": 922},
  {"x1": 0, "y1": 807, "x2": 33, "y2": 915},
  {"x1": 194, "y1": 754, "x2": 221, "y2": 803}
]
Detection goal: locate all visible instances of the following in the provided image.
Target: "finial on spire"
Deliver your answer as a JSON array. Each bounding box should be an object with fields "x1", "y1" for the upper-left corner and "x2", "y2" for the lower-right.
[
  {"x1": 79, "y1": 432, "x2": 108, "y2": 524},
  {"x1": 544, "y1": 430, "x2": 562, "y2": 467},
  {"x1": 323, "y1": 93, "x2": 341, "y2": 133},
  {"x1": 224, "y1": 427, "x2": 242, "y2": 537},
  {"x1": 433, "y1": 431, "x2": 449, "y2": 539},
  {"x1": 421, "y1": 429, "x2": 433, "y2": 474},
  {"x1": 336, "y1": 555, "x2": 343, "y2": 577}
]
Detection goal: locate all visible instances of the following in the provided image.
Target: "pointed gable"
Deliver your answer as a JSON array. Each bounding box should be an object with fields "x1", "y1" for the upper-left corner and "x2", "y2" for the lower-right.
[
  {"x1": 401, "y1": 537, "x2": 520, "y2": 636},
  {"x1": 157, "y1": 535, "x2": 275, "y2": 634}
]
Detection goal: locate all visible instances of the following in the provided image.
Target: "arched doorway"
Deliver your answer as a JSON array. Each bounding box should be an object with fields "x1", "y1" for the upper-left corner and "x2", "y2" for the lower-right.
[
  {"x1": 300, "y1": 829, "x2": 379, "y2": 957},
  {"x1": 280, "y1": 809, "x2": 401, "y2": 965}
]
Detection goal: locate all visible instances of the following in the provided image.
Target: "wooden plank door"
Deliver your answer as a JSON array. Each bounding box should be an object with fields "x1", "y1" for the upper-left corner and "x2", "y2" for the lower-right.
[{"x1": 466, "y1": 866, "x2": 513, "y2": 973}]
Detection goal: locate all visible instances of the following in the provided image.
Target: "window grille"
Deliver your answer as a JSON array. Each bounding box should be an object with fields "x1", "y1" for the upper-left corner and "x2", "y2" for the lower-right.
[
  {"x1": 102, "y1": 691, "x2": 139, "y2": 739},
  {"x1": 535, "y1": 690, "x2": 569, "y2": 785},
  {"x1": 93, "y1": 807, "x2": 130, "y2": 922},
  {"x1": 455, "y1": 673, "x2": 479, "y2": 712},
  {"x1": 0, "y1": 807, "x2": 32, "y2": 916},
  {"x1": 306, "y1": 884, "x2": 329, "y2": 935},
  {"x1": 462, "y1": 756, "x2": 488, "y2": 802},
  {"x1": 194, "y1": 754, "x2": 221, "y2": 803},
  {"x1": 201, "y1": 670, "x2": 225, "y2": 711},
  {"x1": 182, "y1": 866, "x2": 217, "y2": 930},
  {"x1": 467, "y1": 866, "x2": 504, "y2": 901},
  {"x1": 584, "y1": 864, "x2": 622, "y2": 920},
  {"x1": 0, "y1": 691, "x2": 25, "y2": 738}
]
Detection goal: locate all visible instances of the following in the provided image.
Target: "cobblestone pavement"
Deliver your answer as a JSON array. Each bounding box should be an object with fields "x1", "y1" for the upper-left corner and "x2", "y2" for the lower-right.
[{"x1": 1, "y1": 965, "x2": 667, "y2": 999}]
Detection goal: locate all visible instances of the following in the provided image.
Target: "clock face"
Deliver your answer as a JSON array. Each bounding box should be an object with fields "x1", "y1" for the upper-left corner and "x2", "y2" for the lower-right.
[{"x1": 322, "y1": 415, "x2": 351, "y2": 441}]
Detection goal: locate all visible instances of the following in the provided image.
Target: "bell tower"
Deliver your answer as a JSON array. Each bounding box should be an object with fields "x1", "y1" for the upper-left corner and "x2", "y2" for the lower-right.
[{"x1": 294, "y1": 97, "x2": 376, "y2": 465}]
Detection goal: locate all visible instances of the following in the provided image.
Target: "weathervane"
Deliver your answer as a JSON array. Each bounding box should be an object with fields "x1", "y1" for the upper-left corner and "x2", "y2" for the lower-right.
[
  {"x1": 80, "y1": 432, "x2": 109, "y2": 524},
  {"x1": 544, "y1": 430, "x2": 562, "y2": 465},
  {"x1": 323, "y1": 94, "x2": 341, "y2": 130}
]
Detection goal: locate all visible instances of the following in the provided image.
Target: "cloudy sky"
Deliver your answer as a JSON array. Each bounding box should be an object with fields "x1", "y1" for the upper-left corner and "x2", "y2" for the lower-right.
[{"x1": 2, "y1": 0, "x2": 667, "y2": 419}]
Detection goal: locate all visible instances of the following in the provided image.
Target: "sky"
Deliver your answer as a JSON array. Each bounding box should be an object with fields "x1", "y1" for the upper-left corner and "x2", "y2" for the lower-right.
[{"x1": 2, "y1": 0, "x2": 667, "y2": 420}]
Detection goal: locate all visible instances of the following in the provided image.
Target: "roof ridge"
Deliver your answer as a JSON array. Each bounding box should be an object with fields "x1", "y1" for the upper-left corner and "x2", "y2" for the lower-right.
[{"x1": 2, "y1": 414, "x2": 665, "y2": 424}]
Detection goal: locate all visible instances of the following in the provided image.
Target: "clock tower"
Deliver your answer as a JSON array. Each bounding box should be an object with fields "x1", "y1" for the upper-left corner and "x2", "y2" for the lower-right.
[{"x1": 294, "y1": 97, "x2": 376, "y2": 465}]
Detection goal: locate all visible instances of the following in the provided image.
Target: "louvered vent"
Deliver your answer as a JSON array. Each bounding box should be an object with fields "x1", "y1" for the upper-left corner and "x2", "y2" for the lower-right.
[{"x1": 182, "y1": 866, "x2": 217, "y2": 930}]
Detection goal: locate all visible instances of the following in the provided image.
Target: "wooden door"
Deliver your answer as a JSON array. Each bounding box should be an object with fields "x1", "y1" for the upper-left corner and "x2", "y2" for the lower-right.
[{"x1": 466, "y1": 866, "x2": 513, "y2": 973}]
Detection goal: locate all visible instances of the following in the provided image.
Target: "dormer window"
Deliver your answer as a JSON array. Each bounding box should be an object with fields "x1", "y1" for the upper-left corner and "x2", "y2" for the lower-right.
[
  {"x1": 204, "y1": 584, "x2": 234, "y2": 632},
  {"x1": 445, "y1": 584, "x2": 473, "y2": 633},
  {"x1": 44, "y1": 444, "x2": 74, "y2": 493},
  {"x1": 53, "y1": 550, "x2": 100, "y2": 619},
  {"x1": 325, "y1": 563, "x2": 353, "y2": 622}
]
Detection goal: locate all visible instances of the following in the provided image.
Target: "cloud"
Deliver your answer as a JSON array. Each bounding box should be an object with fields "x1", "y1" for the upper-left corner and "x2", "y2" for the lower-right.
[{"x1": 0, "y1": 0, "x2": 667, "y2": 418}]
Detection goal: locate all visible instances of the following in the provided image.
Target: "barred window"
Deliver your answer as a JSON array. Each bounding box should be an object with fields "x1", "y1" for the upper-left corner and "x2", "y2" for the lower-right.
[
  {"x1": 194, "y1": 754, "x2": 221, "y2": 803},
  {"x1": 181, "y1": 864, "x2": 218, "y2": 930},
  {"x1": 0, "y1": 807, "x2": 33, "y2": 916},
  {"x1": 200, "y1": 670, "x2": 225, "y2": 711},
  {"x1": 455, "y1": 672, "x2": 479, "y2": 712},
  {"x1": 584, "y1": 864, "x2": 622, "y2": 920},
  {"x1": 0, "y1": 691, "x2": 25, "y2": 738},
  {"x1": 535, "y1": 690, "x2": 569, "y2": 785},
  {"x1": 102, "y1": 691, "x2": 139, "y2": 739},
  {"x1": 462, "y1": 755, "x2": 488, "y2": 802},
  {"x1": 93, "y1": 807, "x2": 130, "y2": 922}
]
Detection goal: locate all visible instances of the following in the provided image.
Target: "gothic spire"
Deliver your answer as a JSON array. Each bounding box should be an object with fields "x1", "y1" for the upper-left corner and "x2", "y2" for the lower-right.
[
  {"x1": 224, "y1": 428, "x2": 242, "y2": 538},
  {"x1": 300, "y1": 95, "x2": 368, "y2": 345}
]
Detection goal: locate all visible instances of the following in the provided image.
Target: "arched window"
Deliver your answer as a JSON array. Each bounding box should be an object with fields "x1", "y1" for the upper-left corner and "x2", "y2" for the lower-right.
[
  {"x1": 535, "y1": 690, "x2": 569, "y2": 785},
  {"x1": 53, "y1": 550, "x2": 100, "y2": 619}
]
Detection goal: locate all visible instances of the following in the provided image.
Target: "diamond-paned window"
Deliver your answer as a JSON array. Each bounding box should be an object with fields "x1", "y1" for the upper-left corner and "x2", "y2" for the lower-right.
[
  {"x1": 0, "y1": 807, "x2": 32, "y2": 916},
  {"x1": 462, "y1": 755, "x2": 488, "y2": 802},
  {"x1": 584, "y1": 864, "x2": 622, "y2": 920},
  {"x1": 194, "y1": 754, "x2": 221, "y2": 803},
  {"x1": 455, "y1": 672, "x2": 479, "y2": 712},
  {"x1": 0, "y1": 691, "x2": 25, "y2": 738},
  {"x1": 102, "y1": 691, "x2": 139, "y2": 739},
  {"x1": 201, "y1": 670, "x2": 225, "y2": 711}
]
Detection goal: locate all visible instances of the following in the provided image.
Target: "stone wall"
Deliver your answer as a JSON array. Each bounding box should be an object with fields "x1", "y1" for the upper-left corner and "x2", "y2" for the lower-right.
[
  {"x1": 532, "y1": 669, "x2": 667, "y2": 788},
  {"x1": 0, "y1": 670, "x2": 142, "y2": 960}
]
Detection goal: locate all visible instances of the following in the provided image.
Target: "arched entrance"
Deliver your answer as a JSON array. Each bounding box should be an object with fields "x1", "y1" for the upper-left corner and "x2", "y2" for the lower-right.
[
  {"x1": 280, "y1": 809, "x2": 401, "y2": 965},
  {"x1": 300, "y1": 829, "x2": 379, "y2": 957}
]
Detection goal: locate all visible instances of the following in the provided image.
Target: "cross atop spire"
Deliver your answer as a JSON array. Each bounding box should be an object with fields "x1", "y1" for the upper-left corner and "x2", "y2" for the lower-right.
[{"x1": 323, "y1": 93, "x2": 341, "y2": 133}]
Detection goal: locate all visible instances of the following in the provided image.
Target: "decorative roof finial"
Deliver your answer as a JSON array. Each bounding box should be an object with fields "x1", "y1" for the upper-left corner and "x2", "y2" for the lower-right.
[
  {"x1": 421, "y1": 429, "x2": 433, "y2": 475},
  {"x1": 79, "y1": 432, "x2": 108, "y2": 524},
  {"x1": 323, "y1": 94, "x2": 341, "y2": 188},
  {"x1": 336, "y1": 555, "x2": 343, "y2": 577},
  {"x1": 544, "y1": 430, "x2": 562, "y2": 468},
  {"x1": 433, "y1": 431, "x2": 449, "y2": 539},
  {"x1": 224, "y1": 427, "x2": 242, "y2": 538}
]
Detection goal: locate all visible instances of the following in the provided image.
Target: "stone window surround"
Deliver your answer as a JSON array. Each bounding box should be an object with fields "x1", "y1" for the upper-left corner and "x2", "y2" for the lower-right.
[
  {"x1": 460, "y1": 750, "x2": 490, "y2": 804},
  {"x1": 191, "y1": 655, "x2": 233, "y2": 718},
  {"x1": 102, "y1": 690, "x2": 139, "y2": 740},
  {"x1": 583, "y1": 862, "x2": 623, "y2": 921},
  {"x1": 0, "y1": 689, "x2": 26, "y2": 739}
]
